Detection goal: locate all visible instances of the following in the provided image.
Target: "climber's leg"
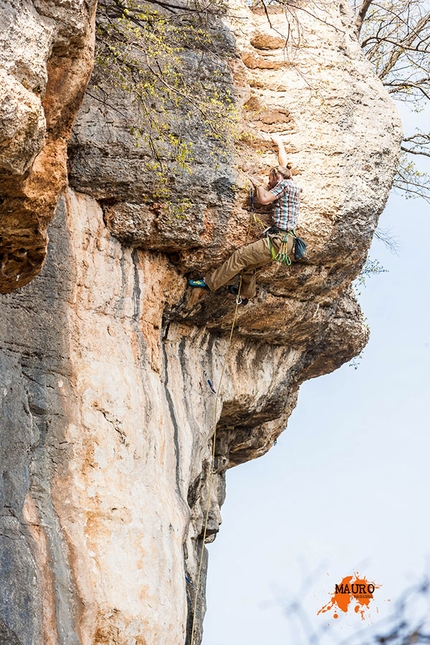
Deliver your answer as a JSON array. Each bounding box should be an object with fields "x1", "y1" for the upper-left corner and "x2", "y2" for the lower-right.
[
  {"x1": 205, "y1": 238, "x2": 271, "y2": 293},
  {"x1": 228, "y1": 234, "x2": 293, "y2": 298},
  {"x1": 239, "y1": 269, "x2": 258, "y2": 299}
]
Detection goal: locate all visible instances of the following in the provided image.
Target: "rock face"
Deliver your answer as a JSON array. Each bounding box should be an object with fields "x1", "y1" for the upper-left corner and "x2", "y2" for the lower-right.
[
  {"x1": 0, "y1": 0, "x2": 97, "y2": 294},
  {"x1": 0, "y1": 2, "x2": 402, "y2": 645}
]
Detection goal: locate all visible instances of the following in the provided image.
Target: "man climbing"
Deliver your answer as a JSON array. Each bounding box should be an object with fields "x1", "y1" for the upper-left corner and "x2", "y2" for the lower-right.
[{"x1": 188, "y1": 135, "x2": 302, "y2": 303}]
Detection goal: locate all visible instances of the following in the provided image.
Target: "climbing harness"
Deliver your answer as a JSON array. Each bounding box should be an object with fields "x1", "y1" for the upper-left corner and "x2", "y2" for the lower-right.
[
  {"x1": 266, "y1": 226, "x2": 307, "y2": 265},
  {"x1": 251, "y1": 213, "x2": 307, "y2": 266}
]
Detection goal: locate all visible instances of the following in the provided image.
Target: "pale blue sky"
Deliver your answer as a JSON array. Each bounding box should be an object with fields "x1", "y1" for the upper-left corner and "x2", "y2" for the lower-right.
[{"x1": 203, "y1": 105, "x2": 430, "y2": 644}]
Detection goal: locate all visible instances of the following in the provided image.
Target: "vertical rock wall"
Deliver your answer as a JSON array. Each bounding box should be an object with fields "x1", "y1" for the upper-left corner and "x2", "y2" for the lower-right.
[
  {"x1": 0, "y1": 191, "x2": 305, "y2": 644},
  {"x1": 0, "y1": 1, "x2": 402, "y2": 644}
]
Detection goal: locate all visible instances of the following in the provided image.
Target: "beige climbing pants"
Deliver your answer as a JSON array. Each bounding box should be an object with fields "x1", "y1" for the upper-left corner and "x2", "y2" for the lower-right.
[{"x1": 205, "y1": 235, "x2": 294, "y2": 299}]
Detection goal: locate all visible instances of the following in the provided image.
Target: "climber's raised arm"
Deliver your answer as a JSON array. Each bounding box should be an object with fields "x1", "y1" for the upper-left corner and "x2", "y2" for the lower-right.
[{"x1": 271, "y1": 134, "x2": 288, "y2": 167}]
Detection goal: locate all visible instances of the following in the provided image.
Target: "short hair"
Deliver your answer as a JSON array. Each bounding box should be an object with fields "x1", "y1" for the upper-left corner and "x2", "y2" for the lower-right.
[{"x1": 271, "y1": 164, "x2": 293, "y2": 180}]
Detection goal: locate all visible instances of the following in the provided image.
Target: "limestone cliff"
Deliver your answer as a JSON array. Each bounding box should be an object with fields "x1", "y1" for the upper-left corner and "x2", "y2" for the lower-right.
[
  {"x1": 0, "y1": 0, "x2": 97, "y2": 293},
  {"x1": 0, "y1": 2, "x2": 402, "y2": 645}
]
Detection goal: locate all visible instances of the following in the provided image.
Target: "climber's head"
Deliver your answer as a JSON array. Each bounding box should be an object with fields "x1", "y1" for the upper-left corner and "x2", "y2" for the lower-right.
[{"x1": 269, "y1": 163, "x2": 293, "y2": 188}]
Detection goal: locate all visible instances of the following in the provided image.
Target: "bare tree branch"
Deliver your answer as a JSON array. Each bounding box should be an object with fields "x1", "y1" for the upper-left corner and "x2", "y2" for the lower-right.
[
  {"x1": 356, "y1": 0, "x2": 375, "y2": 34},
  {"x1": 353, "y1": 0, "x2": 430, "y2": 201},
  {"x1": 378, "y1": 10, "x2": 430, "y2": 79},
  {"x1": 401, "y1": 144, "x2": 430, "y2": 158},
  {"x1": 374, "y1": 226, "x2": 400, "y2": 254}
]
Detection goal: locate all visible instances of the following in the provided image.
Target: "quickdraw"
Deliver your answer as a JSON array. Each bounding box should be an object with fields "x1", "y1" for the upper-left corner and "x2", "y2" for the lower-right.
[{"x1": 266, "y1": 232, "x2": 294, "y2": 266}]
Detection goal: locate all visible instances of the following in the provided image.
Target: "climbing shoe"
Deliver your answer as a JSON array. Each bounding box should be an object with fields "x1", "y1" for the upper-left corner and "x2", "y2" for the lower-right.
[
  {"x1": 228, "y1": 285, "x2": 249, "y2": 306},
  {"x1": 188, "y1": 278, "x2": 209, "y2": 289}
]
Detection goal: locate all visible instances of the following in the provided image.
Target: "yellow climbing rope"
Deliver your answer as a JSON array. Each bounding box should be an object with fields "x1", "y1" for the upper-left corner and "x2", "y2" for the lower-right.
[
  {"x1": 189, "y1": 190, "x2": 257, "y2": 645},
  {"x1": 189, "y1": 294, "x2": 240, "y2": 645}
]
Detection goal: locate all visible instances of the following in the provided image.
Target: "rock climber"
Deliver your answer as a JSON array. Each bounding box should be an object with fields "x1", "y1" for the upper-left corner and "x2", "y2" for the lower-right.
[{"x1": 188, "y1": 135, "x2": 302, "y2": 303}]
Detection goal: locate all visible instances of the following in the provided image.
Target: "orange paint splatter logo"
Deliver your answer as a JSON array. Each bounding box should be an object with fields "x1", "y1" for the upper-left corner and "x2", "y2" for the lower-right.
[{"x1": 317, "y1": 574, "x2": 380, "y2": 620}]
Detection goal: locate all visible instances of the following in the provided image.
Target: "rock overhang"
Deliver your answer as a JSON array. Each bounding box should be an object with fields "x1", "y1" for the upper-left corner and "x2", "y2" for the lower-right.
[{"x1": 65, "y1": 0, "x2": 402, "y2": 351}]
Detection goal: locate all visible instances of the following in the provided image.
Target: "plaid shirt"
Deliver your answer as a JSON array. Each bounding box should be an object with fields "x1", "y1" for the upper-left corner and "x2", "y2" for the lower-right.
[{"x1": 269, "y1": 179, "x2": 301, "y2": 231}]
